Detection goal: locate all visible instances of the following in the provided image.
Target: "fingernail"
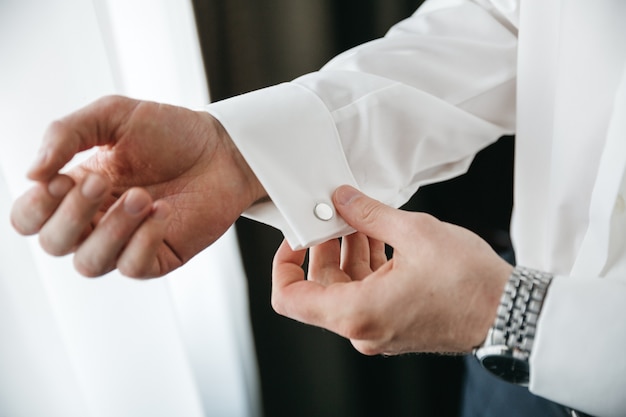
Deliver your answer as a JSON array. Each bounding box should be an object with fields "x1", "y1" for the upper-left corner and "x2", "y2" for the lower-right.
[
  {"x1": 124, "y1": 189, "x2": 150, "y2": 214},
  {"x1": 81, "y1": 174, "x2": 107, "y2": 200},
  {"x1": 48, "y1": 176, "x2": 73, "y2": 198},
  {"x1": 334, "y1": 185, "x2": 361, "y2": 206}
]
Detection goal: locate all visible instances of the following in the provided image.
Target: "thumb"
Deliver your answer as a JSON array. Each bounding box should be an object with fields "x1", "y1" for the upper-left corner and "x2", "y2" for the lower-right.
[
  {"x1": 28, "y1": 96, "x2": 137, "y2": 181},
  {"x1": 332, "y1": 185, "x2": 407, "y2": 246}
]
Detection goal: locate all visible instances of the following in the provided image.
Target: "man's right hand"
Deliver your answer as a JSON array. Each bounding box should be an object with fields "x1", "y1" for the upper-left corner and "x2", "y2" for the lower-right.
[{"x1": 10, "y1": 95, "x2": 266, "y2": 278}]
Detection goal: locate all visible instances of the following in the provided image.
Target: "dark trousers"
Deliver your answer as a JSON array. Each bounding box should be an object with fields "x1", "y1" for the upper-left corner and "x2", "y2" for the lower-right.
[{"x1": 460, "y1": 355, "x2": 572, "y2": 417}]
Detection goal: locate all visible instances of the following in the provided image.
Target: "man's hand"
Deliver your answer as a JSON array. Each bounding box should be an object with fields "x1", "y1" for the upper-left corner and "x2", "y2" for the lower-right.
[
  {"x1": 271, "y1": 185, "x2": 512, "y2": 355},
  {"x1": 10, "y1": 96, "x2": 266, "y2": 278}
]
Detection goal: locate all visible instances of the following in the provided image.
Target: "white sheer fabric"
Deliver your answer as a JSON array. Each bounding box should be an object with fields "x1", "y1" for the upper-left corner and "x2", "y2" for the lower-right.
[{"x1": 0, "y1": 0, "x2": 259, "y2": 416}]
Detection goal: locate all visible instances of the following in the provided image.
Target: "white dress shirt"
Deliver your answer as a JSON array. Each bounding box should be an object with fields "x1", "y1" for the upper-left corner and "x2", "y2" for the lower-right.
[{"x1": 207, "y1": 0, "x2": 626, "y2": 416}]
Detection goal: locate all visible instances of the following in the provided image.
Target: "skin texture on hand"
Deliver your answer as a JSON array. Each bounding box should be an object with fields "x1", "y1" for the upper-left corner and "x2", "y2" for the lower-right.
[
  {"x1": 10, "y1": 95, "x2": 266, "y2": 278},
  {"x1": 271, "y1": 185, "x2": 512, "y2": 355}
]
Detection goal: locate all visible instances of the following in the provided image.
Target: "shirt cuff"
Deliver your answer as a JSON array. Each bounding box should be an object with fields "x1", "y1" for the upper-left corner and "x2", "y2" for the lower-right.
[
  {"x1": 529, "y1": 275, "x2": 626, "y2": 416},
  {"x1": 206, "y1": 83, "x2": 359, "y2": 249}
]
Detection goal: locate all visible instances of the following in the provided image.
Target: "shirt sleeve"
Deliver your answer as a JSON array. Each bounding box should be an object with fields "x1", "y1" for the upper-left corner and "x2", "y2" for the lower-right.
[
  {"x1": 206, "y1": 0, "x2": 518, "y2": 249},
  {"x1": 529, "y1": 66, "x2": 626, "y2": 417},
  {"x1": 531, "y1": 275, "x2": 626, "y2": 417}
]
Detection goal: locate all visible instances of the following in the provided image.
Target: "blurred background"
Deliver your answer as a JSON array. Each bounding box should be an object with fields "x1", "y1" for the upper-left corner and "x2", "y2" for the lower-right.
[{"x1": 1, "y1": 0, "x2": 513, "y2": 416}]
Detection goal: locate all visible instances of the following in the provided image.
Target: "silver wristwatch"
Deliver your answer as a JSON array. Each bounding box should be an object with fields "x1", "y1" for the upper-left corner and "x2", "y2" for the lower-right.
[{"x1": 473, "y1": 266, "x2": 554, "y2": 385}]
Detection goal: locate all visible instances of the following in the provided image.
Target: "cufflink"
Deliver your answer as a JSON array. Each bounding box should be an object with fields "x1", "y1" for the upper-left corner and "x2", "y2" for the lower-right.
[{"x1": 313, "y1": 203, "x2": 334, "y2": 221}]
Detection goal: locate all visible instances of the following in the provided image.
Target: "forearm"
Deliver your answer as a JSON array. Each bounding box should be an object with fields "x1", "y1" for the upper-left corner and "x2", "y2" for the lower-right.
[{"x1": 206, "y1": 0, "x2": 518, "y2": 249}]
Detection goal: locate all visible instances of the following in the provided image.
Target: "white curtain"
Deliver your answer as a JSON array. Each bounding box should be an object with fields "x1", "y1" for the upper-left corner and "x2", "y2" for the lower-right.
[{"x1": 0, "y1": 0, "x2": 259, "y2": 416}]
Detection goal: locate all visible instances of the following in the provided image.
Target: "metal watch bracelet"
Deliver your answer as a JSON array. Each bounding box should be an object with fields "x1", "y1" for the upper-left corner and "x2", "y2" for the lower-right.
[
  {"x1": 484, "y1": 266, "x2": 553, "y2": 359},
  {"x1": 476, "y1": 268, "x2": 595, "y2": 415}
]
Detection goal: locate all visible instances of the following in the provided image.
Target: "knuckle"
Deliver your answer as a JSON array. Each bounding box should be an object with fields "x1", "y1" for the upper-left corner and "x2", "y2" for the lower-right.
[
  {"x1": 10, "y1": 211, "x2": 33, "y2": 236},
  {"x1": 9, "y1": 193, "x2": 37, "y2": 235},
  {"x1": 351, "y1": 340, "x2": 384, "y2": 356},
  {"x1": 340, "y1": 307, "x2": 393, "y2": 356},
  {"x1": 96, "y1": 94, "x2": 126, "y2": 109},
  {"x1": 341, "y1": 313, "x2": 379, "y2": 342},
  {"x1": 73, "y1": 257, "x2": 105, "y2": 278},
  {"x1": 118, "y1": 263, "x2": 142, "y2": 279},
  {"x1": 45, "y1": 119, "x2": 70, "y2": 139},
  {"x1": 95, "y1": 95, "x2": 139, "y2": 120},
  {"x1": 38, "y1": 232, "x2": 71, "y2": 257},
  {"x1": 118, "y1": 259, "x2": 151, "y2": 279},
  {"x1": 270, "y1": 291, "x2": 285, "y2": 316},
  {"x1": 107, "y1": 225, "x2": 129, "y2": 243},
  {"x1": 411, "y1": 212, "x2": 438, "y2": 230},
  {"x1": 358, "y1": 200, "x2": 385, "y2": 226}
]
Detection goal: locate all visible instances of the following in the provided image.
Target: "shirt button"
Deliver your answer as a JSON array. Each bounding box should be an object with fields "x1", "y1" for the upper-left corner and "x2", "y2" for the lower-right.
[
  {"x1": 615, "y1": 195, "x2": 626, "y2": 213},
  {"x1": 314, "y1": 203, "x2": 334, "y2": 221}
]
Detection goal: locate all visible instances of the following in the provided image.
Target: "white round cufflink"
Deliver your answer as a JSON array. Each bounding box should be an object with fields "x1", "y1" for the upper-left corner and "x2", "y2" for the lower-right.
[{"x1": 313, "y1": 203, "x2": 334, "y2": 221}]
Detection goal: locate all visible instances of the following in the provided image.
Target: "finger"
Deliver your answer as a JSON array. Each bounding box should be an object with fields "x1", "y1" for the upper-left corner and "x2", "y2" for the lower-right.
[
  {"x1": 73, "y1": 187, "x2": 153, "y2": 277},
  {"x1": 38, "y1": 172, "x2": 111, "y2": 256},
  {"x1": 309, "y1": 239, "x2": 351, "y2": 285},
  {"x1": 28, "y1": 96, "x2": 138, "y2": 181},
  {"x1": 333, "y1": 185, "x2": 411, "y2": 247},
  {"x1": 368, "y1": 237, "x2": 388, "y2": 271},
  {"x1": 272, "y1": 240, "x2": 307, "y2": 286},
  {"x1": 272, "y1": 240, "x2": 366, "y2": 333},
  {"x1": 10, "y1": 174, "x2": 74, "y2": 235},
  {"x1": 340, "y1": 232, "x2": 374, "y2": 280},
  {"x1": 271, "y1": 240, "x2": 316, "y2": 317},
  {"x1": 116, "y1": 201, "x2": 174, "y2": 279}
]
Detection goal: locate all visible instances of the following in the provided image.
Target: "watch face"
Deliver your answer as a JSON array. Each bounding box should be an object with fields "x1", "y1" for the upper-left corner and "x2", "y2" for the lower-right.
[{"x1": 481, "y1": 355, "x2": 530, "y2": 385}]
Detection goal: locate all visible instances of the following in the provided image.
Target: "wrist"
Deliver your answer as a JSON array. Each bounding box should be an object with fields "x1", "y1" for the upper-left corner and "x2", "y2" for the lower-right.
[
  {"x1": 201, "y1": 112, "x2": 268, "y2": 209},
  {"x1": 471, "y1": 260, "x2": 513, "y2": 349},
  {"x1": 474, "y1": 266, "x2": 554, "y2": 385},
  {"x1": 226, "y1": 133, "x2": 268, "y2": 207}
]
